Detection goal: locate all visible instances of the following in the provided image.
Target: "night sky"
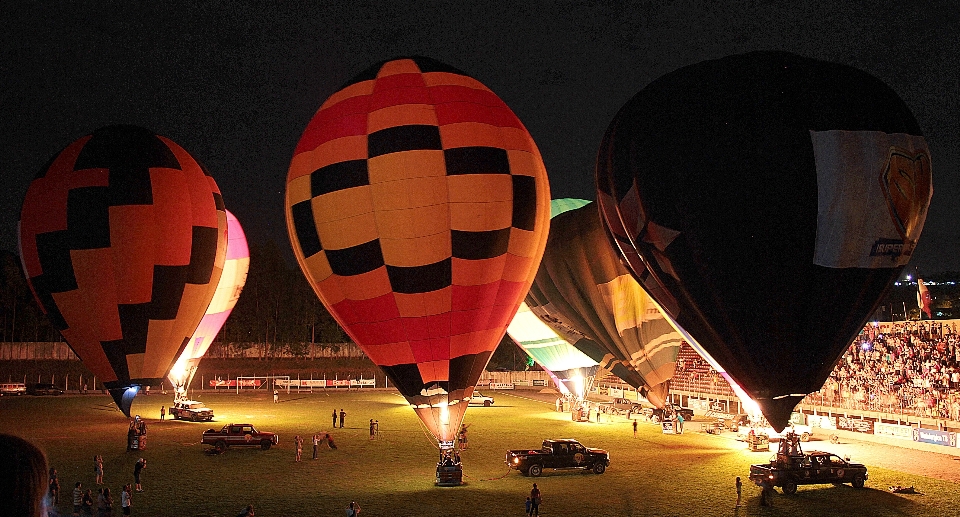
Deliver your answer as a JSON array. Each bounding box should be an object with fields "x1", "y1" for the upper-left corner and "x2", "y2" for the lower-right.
[{"x1": 3, "y1": 2, "x2": 957, "y2": 272}]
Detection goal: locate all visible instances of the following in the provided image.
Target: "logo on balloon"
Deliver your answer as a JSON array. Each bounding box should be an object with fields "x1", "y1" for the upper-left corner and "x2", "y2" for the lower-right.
[{"x1": 880, "y1": 147, "x2": 931, "y2": 245}]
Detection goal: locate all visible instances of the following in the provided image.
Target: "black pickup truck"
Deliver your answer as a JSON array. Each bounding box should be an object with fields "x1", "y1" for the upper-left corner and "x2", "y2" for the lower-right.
[
  {"x1": 749, "y1": 433, "x2": 867, "y2": 494},
  {"x1": 506, "y1": 439, "x2": 609, "y2": 476}
]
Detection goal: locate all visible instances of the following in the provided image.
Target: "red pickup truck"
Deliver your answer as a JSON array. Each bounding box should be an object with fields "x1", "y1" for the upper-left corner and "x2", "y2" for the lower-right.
[{"x1": 202, "y1": 424, "x2": 279, "y2": 452}]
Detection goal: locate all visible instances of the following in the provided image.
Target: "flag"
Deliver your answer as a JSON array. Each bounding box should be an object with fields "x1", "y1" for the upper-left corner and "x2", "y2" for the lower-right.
[{"x1": 917, "y1": 278, "x2": 932, "y2": 319}]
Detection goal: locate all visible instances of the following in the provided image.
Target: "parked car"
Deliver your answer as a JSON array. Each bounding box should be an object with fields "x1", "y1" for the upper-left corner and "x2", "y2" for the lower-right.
[
  {"x1": 0, "y1": 383, "x2": 26, "y2": 396},
  {"x1": 468, "y1": 392, "x2": 495, "y2": 407},
  {"x1": 170, "y1": 400, "x2": 214, "y2": 421},
  {"x1": 27, "y1": 383, "x2": 63, "y2": 396}
]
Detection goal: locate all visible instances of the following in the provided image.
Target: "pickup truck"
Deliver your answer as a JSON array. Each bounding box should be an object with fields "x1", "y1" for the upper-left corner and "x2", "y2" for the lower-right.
[
  {"x1": 748, "y1": 433, "x2": 867, "y2": 494},
  {"x1": 506, "y1": 439, "x2": 609, "y2": 476},
  {"x1": 170, "y1": 400, "x2": 214, "y2": 422},
  {"x1": 202, "y1": 424, "x2": 279, "y2": 452}
]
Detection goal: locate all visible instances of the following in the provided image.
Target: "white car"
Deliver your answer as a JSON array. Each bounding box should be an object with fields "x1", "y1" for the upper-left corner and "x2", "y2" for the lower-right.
[{"x1": 468, "y1": 392, "x2": 495, "y2": 407}]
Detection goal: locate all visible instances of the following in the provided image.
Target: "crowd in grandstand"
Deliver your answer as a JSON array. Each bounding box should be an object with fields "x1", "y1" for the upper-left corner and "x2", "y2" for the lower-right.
[{"x1": 671, "y1": 320, "x2": 960, "y2": 421}]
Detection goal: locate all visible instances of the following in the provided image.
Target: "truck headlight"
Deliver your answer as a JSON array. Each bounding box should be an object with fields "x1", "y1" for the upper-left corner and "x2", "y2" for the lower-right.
[{"x1": 513, "y1": 458, "x2": 519, "y2": 464}]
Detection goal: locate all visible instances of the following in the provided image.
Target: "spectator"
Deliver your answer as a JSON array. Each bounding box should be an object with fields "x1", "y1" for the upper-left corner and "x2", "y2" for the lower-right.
[
  {"x1": 133, "y1": 458, "x2": 146, "y2": 492},
  {"x1": 0, "y1": 433, "x2": 48, "y2": 517},
  {"x1": 73, "y1": 481, "x2": 84, "y2": 514}
]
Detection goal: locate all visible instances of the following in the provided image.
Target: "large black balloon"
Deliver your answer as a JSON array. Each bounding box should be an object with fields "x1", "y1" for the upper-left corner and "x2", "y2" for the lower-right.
[{"x1": 596, "y1": 51, "x2": 931, "y2": 430}]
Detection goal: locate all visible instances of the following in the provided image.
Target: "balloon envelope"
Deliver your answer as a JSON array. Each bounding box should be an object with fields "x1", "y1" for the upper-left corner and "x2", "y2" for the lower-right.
[
  {"x1": 596, "y1": 51, "x2": 931, "y2": 429},
  {"x1": 285, "y1": 57, "x2": 550, "y2": 444},
  {"x1": 526, "y1": 200, "x2": 683, "y2": 407},
  {"x1": 18, "y1": 125, "x2": 227, "y2": 416},
  {"x1": 507, "y1": 302, "x2": 599, "y2": 400},
  {"x1": 168, "y1": 210, "x2": 249, "y2": 392}
]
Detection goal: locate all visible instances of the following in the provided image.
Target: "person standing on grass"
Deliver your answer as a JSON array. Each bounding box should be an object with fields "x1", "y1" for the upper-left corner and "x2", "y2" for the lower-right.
[
  {"x1": 332, "y1": 409, "x2": 338, "y2": 428},
  {"x1": 295, "y1": 435, "x2": 303, "y2": 462},
  {"x1": 81, "y1": 488, "x2": 95, "y2": 516},
  {"x1": 345, "y1": 501, "x2": 361, "y2": 516},
  {"x1": 340, "y1": 409, "x2": 346, "y2": 428},
  {"x1": 133, "y1": 458, "x2": 146, "y2": 492},
  {"x1": 236, "y1": 504, "x2": 254, "y2": 517},
  {"x1": 525, "y1": 496, "x2": 532, "y2": 516},
  {"x1": 48, "y1": 467, "x2": 60, "y2": 504},
  {"x1": 529, "y1": 483, "x2": 542, "y2": 516},
  {"x1": 160, "y1": 405, "x2": 165, "y2": 421},
  {"x1": 312, "y1": 434, "x2": 320, "y2": 459},
  {"x1": 369, "y1": 419, "x2": 375, "y2": 440},
  {"x1": 633, "y1": 419, "x2": 638, "y2": 437},
  {"x1": 94, "y1": 455, "x2": 104, "y2": 485},
  {"x1": 120, "y1": 484, "x2": 132, "y2": 515},
  {"x1": 273, "y1": 389, "x2": 279, "y2": 403},
  {"x1": 73, "y1": 481, "x2": 84, "y2": 514}
]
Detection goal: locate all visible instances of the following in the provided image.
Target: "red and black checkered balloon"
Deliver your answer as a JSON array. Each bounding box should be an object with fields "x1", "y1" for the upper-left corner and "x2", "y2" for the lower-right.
[
  {"x1": 285, "y1": 57, "x2": 550, "y2": 443},
  {"x1": 19, "y1": 125, "x2": 227, "y2": 416}
]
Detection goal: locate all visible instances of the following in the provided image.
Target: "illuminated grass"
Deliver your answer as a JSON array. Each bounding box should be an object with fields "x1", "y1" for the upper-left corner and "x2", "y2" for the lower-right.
[{"x1": 1, "y1": 390, "x2": 956, "y2": 516}]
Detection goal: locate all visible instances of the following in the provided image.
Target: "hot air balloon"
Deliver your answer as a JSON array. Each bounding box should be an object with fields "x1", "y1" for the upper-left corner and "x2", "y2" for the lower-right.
[
  {"x1": 526, "y1": 199, "x2": 683, "y2": 407},
  {"x1": 596, "y1": 51, "x2": 932, "y2": 430},
  {"x1": 18, "y1": 125, "x2": 227, "y2": 416},
  {"x1": 506, "y1": 302, "x2": 599, "y2": 402},
  {"x1": 168, "y1": 210, "x2": 249, "y2": 397},
  {"x1": 284, "y1": 57, "x2": 550, "y2": 479}
]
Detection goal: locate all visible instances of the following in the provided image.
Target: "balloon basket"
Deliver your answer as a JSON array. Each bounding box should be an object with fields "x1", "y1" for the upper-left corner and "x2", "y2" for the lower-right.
[
  {"x1": 435, "y1": 463, "x2": 463, "y2": 487},
  {"x1": 436, "y1": 448, "x2": 463, "y2": 486}
]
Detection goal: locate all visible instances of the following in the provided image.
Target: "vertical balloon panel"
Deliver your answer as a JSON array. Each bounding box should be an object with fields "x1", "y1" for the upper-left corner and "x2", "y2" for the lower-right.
[
  {"x1": 168, "y1": 209, "x2": 250, "y2": 392},
  {"x1": 18, "y1": 125, "x2": 226, "y2": 416},
  {"x1": 285, "y1": 57, "x2": 550, "y2": 444}
]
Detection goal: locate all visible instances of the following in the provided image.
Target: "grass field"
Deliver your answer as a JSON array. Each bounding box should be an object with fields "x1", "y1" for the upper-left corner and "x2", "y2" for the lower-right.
[{"x1": 1, "y1": 389, "x2": 957, "y2": 517}]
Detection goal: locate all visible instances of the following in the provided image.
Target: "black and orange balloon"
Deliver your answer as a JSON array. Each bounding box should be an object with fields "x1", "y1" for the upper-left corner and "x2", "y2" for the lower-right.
[
  {"x1": 596, "y1": 51, "x2": 932, "y2": 429},
  {"x1": 285, "y1": 57, "x2": 550, "y2": 445},
  {"x1": 18, "y1": 125, "x2": 227, "y2": 416}
]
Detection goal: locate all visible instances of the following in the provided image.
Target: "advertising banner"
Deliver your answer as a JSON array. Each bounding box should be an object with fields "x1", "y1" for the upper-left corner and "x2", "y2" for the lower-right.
[
  {"x1": 874, "y1": 422, "x2": 913, "y2": 440},
  {"x1": 806, "y1": 415, "x2": 837, "y2": 429},
  {"x1": 837, "y1": 417, "x2": 875, "y2": 434},
  {"x1": 912, "y1": 428, "x2": 957, "y2": 447},
  {"x1": 209, "y1": 379, "x2": 262, "y2": 387}
]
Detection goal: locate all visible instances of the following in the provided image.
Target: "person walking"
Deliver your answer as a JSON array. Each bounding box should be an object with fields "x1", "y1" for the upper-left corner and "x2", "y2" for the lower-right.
[
  {"x1": 525, "y1": 496, "x2": 533, "y2": 516},
  {"x1": 133, "y1": 458, "x2": 146, "y2": 492},
  {"x1": 295, "y1": 435, "x2": 303, "y2": 462},
  {"x1": 312, "y1": 433, "x2": 320, "y2": 459},
  {"x1": 121, "y1": 484, "x2": 132, "y2": 515},
  {"x1": 160, "y1": 405, "x2": 165, "y2": 421},
  {"x1": 332, "y1": 409, "x2": 338, "y2": 428},
  {"x1": 735, "y1": 476, "x2": 743, "y2": 507},
  {"x1": 633, "y1": 419, "x2": 638, "y2": 437},
  {"x1": 340, "y1": 409, "x2": 346, "y2": 428},
  {"x1": 369, "y1": 419, "x2": 375, "y2": 440},
  {"x1": 529, "y1": 483, "x2": 542, "y2": 516}
]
